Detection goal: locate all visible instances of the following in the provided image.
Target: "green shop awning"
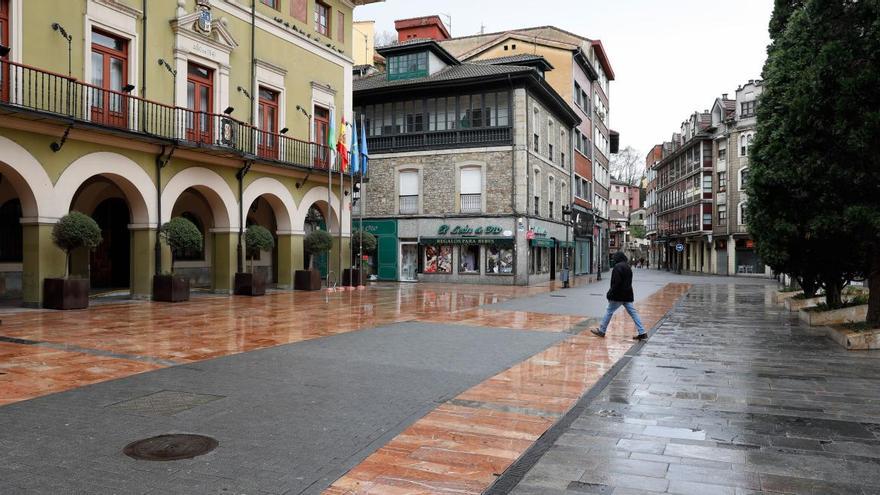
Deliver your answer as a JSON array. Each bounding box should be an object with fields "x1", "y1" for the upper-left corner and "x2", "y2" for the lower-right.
[
  {"x1": 529, "y1": 238, "x2": 555, "y2": 248},
  {"x1": 558, "y1": 241, "x2": 575, "y2": 249},
  {"x1": 421, "y1": 237, "x2": 514, "y2": 246}
]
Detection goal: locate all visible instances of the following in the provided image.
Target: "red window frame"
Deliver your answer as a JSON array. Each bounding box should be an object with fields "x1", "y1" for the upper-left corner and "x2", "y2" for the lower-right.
[
  {"x1": 314, "y1": 1, "x2": 330, "y2": 37},
  {"x1": 257, "y1": 87, "x2": 279, "y2": 159},
  {"x1": 90, "y1": 29, "x2": 129, "y2": 128},
  {"x1": 0, "y1": 0, "x2": 9, "y2": 102},
  {"x1": 313, "y1": 105, "x2": 330, "y2": 168},
  {"x1": 186, "y1": 62, "x2": 214, "y2": 144}
]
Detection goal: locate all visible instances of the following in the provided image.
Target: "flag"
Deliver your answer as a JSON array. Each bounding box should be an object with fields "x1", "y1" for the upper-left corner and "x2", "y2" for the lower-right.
[
  {"x1": 359, "y1": 114, "x2": 369, "y2": 176},
  {"x1": 351, "y1": 118, "x2": 360, "y2": 175},
  {"x1": 337, "y1": 117, "x2": 348, "y2": 172}
]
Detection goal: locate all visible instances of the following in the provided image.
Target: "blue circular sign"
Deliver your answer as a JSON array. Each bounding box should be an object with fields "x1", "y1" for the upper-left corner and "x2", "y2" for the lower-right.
[{"x1": 675, "y1": 243, "x2": 684, "y2": 253}]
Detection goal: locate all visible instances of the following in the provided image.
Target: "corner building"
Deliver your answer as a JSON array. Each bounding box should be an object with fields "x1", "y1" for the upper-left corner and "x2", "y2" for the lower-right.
[
  {"x1": 354, "y1": 39, "x2": 580, "y2": 285},
  {"x1": 0, "y1": 0, "x2": 379, "y2": 306}
]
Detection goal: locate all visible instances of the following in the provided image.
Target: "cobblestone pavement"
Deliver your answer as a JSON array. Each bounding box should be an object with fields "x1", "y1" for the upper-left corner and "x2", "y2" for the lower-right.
[{"x1": 498, "y1": 283, "x2": 880, "y2": 495}]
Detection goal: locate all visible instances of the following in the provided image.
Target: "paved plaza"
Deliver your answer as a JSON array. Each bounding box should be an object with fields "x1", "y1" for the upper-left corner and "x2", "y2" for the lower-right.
[{"x1": 1, "y1": 271, "x2": 878, "y2": 494}]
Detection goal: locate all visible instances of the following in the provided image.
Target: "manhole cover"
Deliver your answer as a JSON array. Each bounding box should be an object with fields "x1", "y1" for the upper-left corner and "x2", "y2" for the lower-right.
[{"x1": 123, "y1": 434, "x2": 218, "y2": 461}]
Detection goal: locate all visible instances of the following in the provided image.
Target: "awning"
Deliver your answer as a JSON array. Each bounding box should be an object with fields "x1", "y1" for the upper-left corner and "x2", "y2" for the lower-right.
[
  {"x1": 558, "y1": 241, "x2": 575, "y2": 249},
  {"x1": 420, "y1": 237, "x2": 513, "y2": 246},
  {"x1": 529, "y1": 238, "x2": 555, "y2": 248}
]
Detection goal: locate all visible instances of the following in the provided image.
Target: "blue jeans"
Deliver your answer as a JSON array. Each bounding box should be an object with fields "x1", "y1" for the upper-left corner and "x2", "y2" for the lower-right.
[{"x1": 597, "y1": 301, "x2": 646, "y2": 335}]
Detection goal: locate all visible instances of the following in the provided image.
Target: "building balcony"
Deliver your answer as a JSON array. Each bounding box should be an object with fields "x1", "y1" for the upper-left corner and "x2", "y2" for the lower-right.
[
  {"x1": 0, "y1": 60, "x2": 339, "y2": 173},
  {"x1": 367, "y1": 126, "x2": 512, "y2": 153},
  {"x1": 399, "y1": 195, "x2": 419, "y2": 214},
  {"x1": 459, "y1": 193, "x2": 482, "y2": 213}
]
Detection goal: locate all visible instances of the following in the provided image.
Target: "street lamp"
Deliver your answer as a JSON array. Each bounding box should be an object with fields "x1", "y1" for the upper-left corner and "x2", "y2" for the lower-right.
[{"x1": 561, "y1": 205, "x2": 573, "y2": 288}]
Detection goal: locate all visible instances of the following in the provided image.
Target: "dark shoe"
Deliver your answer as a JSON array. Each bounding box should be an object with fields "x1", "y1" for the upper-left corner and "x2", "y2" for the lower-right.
[
  {"x1": 633, "y1": 333, "x2": 648, "y2": 340},
  {"x1": 591, "y1": 329, "x2": 606, "y2": 338}
]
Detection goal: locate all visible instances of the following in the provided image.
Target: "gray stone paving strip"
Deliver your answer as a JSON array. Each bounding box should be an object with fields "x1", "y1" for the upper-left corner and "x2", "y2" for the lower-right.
[
  {"x1": 0, "y1": 334, "x2": 181, "y2": 366},
  {"x1": 447, "y1": 398, "x2": 565, "y2": 419},
  {"x1": 484, "y1": 287, "x2": 690, "y2": 495},
  {"x1": 0, "y1": 322, "x2": 569, "y2": 495}
]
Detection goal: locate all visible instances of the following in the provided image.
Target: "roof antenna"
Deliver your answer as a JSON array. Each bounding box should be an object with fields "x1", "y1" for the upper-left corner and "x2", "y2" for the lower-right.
[{"x1": 439, "y1": 13, "x2": 452, "y2": 36}]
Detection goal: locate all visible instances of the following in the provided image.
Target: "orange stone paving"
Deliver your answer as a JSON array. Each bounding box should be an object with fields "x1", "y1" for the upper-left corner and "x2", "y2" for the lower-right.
[
  {"x1": 324, "y1": 283, "x2": 691, "y2": 495},
  {"x1": 0, "y1": 278, "x2": 592, "y2": 406}
]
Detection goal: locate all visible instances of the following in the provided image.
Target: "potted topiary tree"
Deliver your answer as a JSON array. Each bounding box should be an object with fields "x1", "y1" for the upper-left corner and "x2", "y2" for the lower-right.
[
  {"x1": 295, "y1": 229, "x2": 332, "y2": 291},
  {"x1": 154, "y1": 216, "x2": 202, "y2": 302},
  {"x1": 235, "y1": 224, "x2": 275, "y2": 296},
  {"x1": 344, "y1": 229, "x2": 377, "y2": 287},
  {"x1": 44, "y1": 211, "x2": 102, "y2": 310}
]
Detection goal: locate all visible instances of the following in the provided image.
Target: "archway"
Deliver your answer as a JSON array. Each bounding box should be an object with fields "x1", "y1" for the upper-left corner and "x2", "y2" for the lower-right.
[
  {"x1": 246, "y1": 196, "x2": 279, "y2": 284},
  {"x1": 0, "y1": 186, "x2": 23, "y2": 304},
  {"x1": 241, "y1": 177, "x2": 297, "y2": 287},
  {"x1": 169, "y1": 188, "x2": 216, "y2": 288}
]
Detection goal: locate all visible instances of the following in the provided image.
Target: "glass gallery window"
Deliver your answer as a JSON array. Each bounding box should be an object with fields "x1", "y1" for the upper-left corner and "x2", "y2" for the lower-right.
[
  {"x1": 388, "y1": 52, "x2": 428, "y2": 80},
  {"x1": 356, "y1": 91, "x2": 509, "y2": 137}
]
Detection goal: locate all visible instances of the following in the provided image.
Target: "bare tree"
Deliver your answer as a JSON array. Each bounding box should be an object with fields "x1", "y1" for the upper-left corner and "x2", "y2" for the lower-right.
[
  {"x1": 609, "y1": 146, "x2": 643, "y2": 186},
  {"x1": 374, "y1": 30, "x2": 397, "y2": 48}
]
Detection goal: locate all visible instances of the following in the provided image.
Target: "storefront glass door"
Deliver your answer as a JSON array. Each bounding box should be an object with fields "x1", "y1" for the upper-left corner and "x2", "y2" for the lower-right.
[{"x1": 400, "y1": 243, "x2": 418, "y2": 281}]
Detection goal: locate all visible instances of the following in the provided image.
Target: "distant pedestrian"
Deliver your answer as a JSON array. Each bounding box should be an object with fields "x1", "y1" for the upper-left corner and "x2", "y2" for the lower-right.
[{"x1": 591, "y1": 252, "x2": 647, "y2": 340}]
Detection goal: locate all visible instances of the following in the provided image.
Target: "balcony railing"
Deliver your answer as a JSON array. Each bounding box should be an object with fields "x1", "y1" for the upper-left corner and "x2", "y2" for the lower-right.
[
  {"x1": 460, "y1": 193, "x2": 481, "y2": 213},
  {"x1": 0, "y1": 60, "x2": 337, "y2": 172},
  {"x1": 399, "y1": 195, "x2": 418, "y2": 214},
  {"x1": 367, "y1": 127, "x2": 512, "y2": 153}
]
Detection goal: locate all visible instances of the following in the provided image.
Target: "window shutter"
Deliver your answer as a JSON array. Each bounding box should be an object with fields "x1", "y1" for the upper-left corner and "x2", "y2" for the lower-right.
[
  {"x1": 460, "y1": 168, "x2": 481, "y2": 194},
  {"x1": 291, "y1": 0, "x2": 307, "y2": 23},
  {"x1": 337, "y1": 11, "x2": 344, "y2": 42},
  {"x1": 399, "y1": 171, "x2": 419, "y2": 196}
]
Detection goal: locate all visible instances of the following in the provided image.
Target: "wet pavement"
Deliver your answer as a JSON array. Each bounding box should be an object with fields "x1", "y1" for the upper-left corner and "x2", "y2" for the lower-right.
[{"x1": 499, "y1": 283, "x2": 880, "y2": 495}]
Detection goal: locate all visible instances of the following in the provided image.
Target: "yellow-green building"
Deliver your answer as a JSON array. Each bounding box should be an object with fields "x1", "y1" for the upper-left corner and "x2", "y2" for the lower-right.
[{"x1": 0, "y1": 0, "x2": 379, "y2": 306}]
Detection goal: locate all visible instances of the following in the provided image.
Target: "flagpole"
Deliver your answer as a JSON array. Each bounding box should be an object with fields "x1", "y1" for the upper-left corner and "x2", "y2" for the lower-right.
[
  {"x1": 359, "y1": 115, "x2": 365, "y2": 287},
  {"x1": 338, "y1": 142, "x2": 343, "y2": 289}
]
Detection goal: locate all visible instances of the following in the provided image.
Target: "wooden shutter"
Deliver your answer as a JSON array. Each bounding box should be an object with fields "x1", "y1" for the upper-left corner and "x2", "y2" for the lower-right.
[
  {"x1": 337, "y1": 11, "x2": 344, "y2": 42},
  {"x1": 290, "y1": 0, "x2": 307, "y2": 23}
]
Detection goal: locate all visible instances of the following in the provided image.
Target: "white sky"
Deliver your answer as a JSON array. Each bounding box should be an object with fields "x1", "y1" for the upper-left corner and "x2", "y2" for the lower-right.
[{"x1": 354, "y1": 0, "x2": 773, "y2": 161}]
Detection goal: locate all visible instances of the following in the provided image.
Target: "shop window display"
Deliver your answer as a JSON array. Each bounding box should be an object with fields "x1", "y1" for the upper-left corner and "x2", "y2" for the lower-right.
[
  {"x1": 459, "y1": 245, "x2": 480, "y2": 274},
  {"x1": 487, "y1": 245, "x2": 513, "y2": 274},
  {"x1": 423, "y1": 245, "x2": 452, "y2": 273}
]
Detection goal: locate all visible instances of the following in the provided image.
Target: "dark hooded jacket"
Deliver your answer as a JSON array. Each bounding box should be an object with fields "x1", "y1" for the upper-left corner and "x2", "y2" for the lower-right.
[{"x1": 606, "y1": 252, "x2": 634, "y2": 302}]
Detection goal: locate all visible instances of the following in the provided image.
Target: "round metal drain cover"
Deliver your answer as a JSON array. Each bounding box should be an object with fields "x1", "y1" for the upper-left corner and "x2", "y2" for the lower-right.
[{"x1": 123, "y1": 434, "x2": 218, "y2": 461}]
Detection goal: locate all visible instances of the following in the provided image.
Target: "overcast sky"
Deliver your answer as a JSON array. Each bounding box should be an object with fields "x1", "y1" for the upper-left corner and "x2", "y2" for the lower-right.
[{"x1": 354, "y1": 0, "x2": 773, "y2": 161}]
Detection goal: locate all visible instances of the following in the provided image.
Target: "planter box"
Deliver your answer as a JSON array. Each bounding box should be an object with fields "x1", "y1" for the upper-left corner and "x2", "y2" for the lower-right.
[
  {"x1": 153, "y1": 275, "x2": 190, "y2": 302},
  {"x1": 785, "y1": 296, "x2": 824, "y2": 312},
  {"x1": 828, "y1": 326, "x2": 880, "y2": 350},
  {"x1": 43, "y1": 278, "x2": 89, "y2": 310},
  {"x1": 775, "y1": 290, "x2": 802, "y2": 305},
  {"x1": 294, "y1": 270, "x2": 321, "y2": 291},
  {"x1": 799, "y1": 304, "x2": 868, "y2": 326},
  {"x1": 234, "y1": 272, "x2": 266, "y2": 296},
  {"x1": 342, "y1": 269, "x2": 363, "y2": 287}
]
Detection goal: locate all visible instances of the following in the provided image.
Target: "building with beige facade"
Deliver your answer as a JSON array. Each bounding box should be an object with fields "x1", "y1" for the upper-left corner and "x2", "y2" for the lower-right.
[{"x1": 0, "y1": 0, "x2": 380, "y2": 306}]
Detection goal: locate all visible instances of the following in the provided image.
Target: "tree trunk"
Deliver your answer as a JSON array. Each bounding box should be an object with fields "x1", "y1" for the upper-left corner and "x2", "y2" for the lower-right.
[
  {"x1": 825, "y1": 279, "x2": 843, "y2": 308},
  {"x1": 868, "y1": 249, "x2": 880, "y2": 327},
  {"x1": 64, "y1": 250, "x2": 70, "y2": 279}
]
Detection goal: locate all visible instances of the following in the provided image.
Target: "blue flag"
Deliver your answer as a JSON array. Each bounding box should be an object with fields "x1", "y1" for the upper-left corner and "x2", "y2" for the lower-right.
[
  {"x1": 351, "y1": 118, "x2": 360, "y2": 174},
  {"x1": 359, "y1": 115, "x2": 369, "y2": 176}
]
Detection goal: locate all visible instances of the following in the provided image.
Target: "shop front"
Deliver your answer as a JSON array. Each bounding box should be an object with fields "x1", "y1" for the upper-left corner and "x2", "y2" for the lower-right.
[
  {"x1": 362, "y1": 219, "x2": 399, "y2": 281},
  {"x1": 399, "y1": 218, "x2": 520, "y2": 285},
  {"x1": 572, "y1": 206, "x2": 594, "y2": 276}
]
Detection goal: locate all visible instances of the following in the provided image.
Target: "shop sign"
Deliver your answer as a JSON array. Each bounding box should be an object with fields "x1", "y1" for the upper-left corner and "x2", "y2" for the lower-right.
[
  {"x1": 437, "y1": 224, "x2": 504, "y2": 237},
  {"x1": 422, "y1": 237, "x2": 512, "y2": 246},
  {"x1": 530, "y1": 238, "x2": 555, "y2": 248}
]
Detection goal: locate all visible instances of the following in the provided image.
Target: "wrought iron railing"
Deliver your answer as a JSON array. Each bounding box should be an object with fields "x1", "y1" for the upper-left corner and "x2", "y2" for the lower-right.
[
  {"x1": 367, "y1": 127, "x2": 512, "y2": 153},
  {"x1": 460, "y1": 193, "x2": 481, "y2": 213},
  {"x1": 0, "y1": 60, "x2": 336, "y2": 172},
  {"x1": 399, "y1": 195, "x2": 418, "y2": 214}
]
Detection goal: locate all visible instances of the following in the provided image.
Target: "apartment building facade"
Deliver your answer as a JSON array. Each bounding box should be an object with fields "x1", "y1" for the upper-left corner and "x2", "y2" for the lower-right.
[
  {"x1": 353, "y1": 38, "x2": 580, "y2": 285},
  {"x1": 0, "y1": 0, "x2": 378, "y2": 306}
]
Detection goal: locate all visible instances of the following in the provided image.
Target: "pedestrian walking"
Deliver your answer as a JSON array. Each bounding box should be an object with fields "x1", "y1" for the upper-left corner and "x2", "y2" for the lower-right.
[{"x1": 591, "y1": 252, "x2": 647, "y2": 340}]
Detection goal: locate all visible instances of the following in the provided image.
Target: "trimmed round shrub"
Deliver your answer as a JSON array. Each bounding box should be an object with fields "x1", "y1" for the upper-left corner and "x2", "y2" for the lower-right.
[
  {"x1": 350, "y1": 229, "x2": 377, "y2": 253},
  {"x1": 245, "y1": 224, "x2": 275, "y2": 261},
  {"x1": 52, "y1": 211, "x2": 102, "y2": 278},
  {"x1": 304, "y1": 230, "x2": 333, "y2": 270},
  {"x1": 161, "y1": 217, "x2": 203, "y2": 271}
]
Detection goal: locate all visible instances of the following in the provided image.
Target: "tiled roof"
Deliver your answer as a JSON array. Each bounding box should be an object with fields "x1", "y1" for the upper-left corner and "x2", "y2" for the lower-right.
[
  {"x1": 472, "y1": 54, "x2": 547, "y2": 65},
  {"x1": 354, "y1": 63, "x2": 536, "y2": 92}
]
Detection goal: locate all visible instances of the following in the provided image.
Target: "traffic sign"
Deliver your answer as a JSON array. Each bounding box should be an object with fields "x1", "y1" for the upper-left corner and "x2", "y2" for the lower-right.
[{"x1": 675, "y1": 243, "x2": 684, "y2": 253}]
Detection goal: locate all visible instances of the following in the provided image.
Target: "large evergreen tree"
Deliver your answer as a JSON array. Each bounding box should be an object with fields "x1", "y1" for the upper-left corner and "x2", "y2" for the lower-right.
[{"x1": 748, "y1": 0, "x2": 880, "y2": 322}]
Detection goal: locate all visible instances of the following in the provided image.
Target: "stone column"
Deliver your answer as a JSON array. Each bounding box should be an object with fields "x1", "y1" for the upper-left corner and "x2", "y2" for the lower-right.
[
  {"x1": 20, "y1": 222, "x2": 66, "y2": 308},
  {"x1": 727, "y1": 235, "x2": 736, "y2": 275},
  {"x1": 275, "y1": 231, "x2": 302, "y2": 289},
  {"x1": 130, "y1": 227, "x2": 156, "y2": 299},
  {"x1": 212, "y1": 230, "x2": 237, "y2": 293}
]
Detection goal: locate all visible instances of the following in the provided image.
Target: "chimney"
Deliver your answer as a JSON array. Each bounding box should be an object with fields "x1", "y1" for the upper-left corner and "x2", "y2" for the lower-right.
[
  {"x1": 722, "y1": 93, "x2": 728, "y2": 99},
  {"x1": 748, "y1": 79, "x2": 754, "y2": 85},
  {"x1": 394, "y1": 16, "x2": 451, "y2": 42}
]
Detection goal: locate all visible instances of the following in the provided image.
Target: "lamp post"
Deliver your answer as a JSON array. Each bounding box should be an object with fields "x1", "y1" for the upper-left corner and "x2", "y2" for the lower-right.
[
  {"x1": 595, "y1": 218, "x2": 602, "y2": 280},
  {"x1": 561, "y1": 205, "x2": 572, "y2": 288}
]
